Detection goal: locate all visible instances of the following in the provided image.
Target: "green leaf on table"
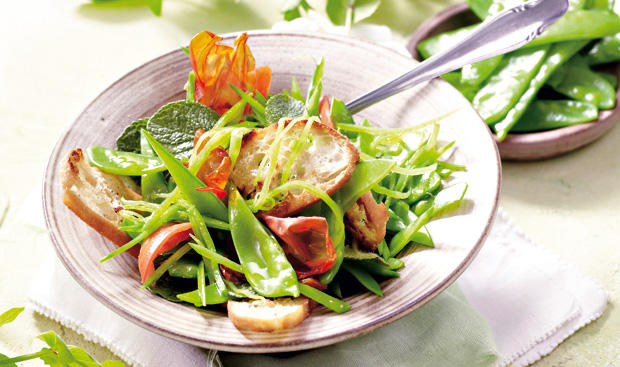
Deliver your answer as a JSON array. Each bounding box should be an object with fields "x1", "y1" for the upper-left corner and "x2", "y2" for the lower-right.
[
  {"x1": 38, "y1": 332, "x2": 76, "y2": 365},
  {"x1": 146, "y1": 101, "x2": 220, "y2": 159},
  {"x1": 145, "y1": 0, "x2": 162, "y2": 16},
  {"x1": 0, "y1": 353, "x2": 18, "y2": 367},
  {"x1": 282, "y1": 0, "x2": 312, "y2": 21},
  {"x1": 265, "y1": 94, "x2": 306, "y2": 124},
  {"x1": 0, "y1": 307, "x2": 24, "y2": 327},
  {"x1": 326, "y1": 0, "x2": 381, "y2": 26},
  {"x1": 116, "y1": 119, "x2": 148, "y2": 153}
]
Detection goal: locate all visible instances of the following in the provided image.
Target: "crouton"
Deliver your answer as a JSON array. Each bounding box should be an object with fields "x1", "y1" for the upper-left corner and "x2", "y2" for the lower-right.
[
  {"x1": 60, "y1": 149, "x2": 142, "y2": 248},
  {"x1": 230, "y1": 119, "x2": 359, "y2": 217},
  {"x1": 344, "y1": 192, "x2": 389, "y2": 250},
  {"x1": 227, "y1": 298, "x2": 310, "y2": 332}
]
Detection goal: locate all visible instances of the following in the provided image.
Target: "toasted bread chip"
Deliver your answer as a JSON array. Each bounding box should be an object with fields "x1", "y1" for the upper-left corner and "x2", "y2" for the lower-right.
[
  {"x1": 230, "y1": 120, "x2": 359, "y2": 217},
  {"x1": 61, "y1": 149, "x2": 142, "y2": 248},
  {"x1": 344, "y1": 192, "x2": 389, "y2": 250},
  {"x1": 227, "y1": 298, "x2": 310, "y2": 332}
]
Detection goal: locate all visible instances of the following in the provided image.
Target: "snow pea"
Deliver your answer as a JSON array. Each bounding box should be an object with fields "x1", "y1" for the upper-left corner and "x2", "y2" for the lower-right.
[
  {"x1": 406, "y1": 171, "x2": 441, "y2": 205},
  {"x1": 357, "y1": 260, "x2": 400, "y2": 278},
  {"x1": 598, "y1": 71, "x2": 618, "y2": 88},
  {"x1": 389, "y1": 201, "x2": 434, "y2": 247},
  {"x1": 338, "y1": 159, "x2": 395, "y2": 211},
  {"x1": 143, "y1": 130, "x2": 228, "y2": 221},
  {"x1": 493, "y1": 40, "x2": 587, "y2": 140},
  {"x1": 441, "y1": 71, "x2": 478, "y2": 101},
  {"x1": 417, "y1": 10, "x2": 620, "y2": 58},
  {"x1": 472, "y1": 46, "x2": 549, "y2": 124},
  {"x1": 461, "y1": 55, "x2": 503, "y2": 88},
  {"x1": 547, "y1": 55, "x2": 616, "y2": 109},
  {"x1": 168, "y1": 258, "x2": 199, "y2": 279},
  {"x1": 511, "y1": 100, "x2": 598, "y2": 132},
  {"x1": 390, "y1": 183, "x2": 467, "y2": 255},
  {"x1": 85, "y1": 146, "x2": 165, "y2": 176},
  {"x1": 528, "y1": 10, "x2": 620, "y2": 47},
  {"x1": 228, "y1": 186, "x2": 299, "y2": 298},
  {"x1": 176, "y1": 285, "x2": 228, "y2": 307},
  {"x1": 342, "y1": 261, "x2": 383, "y2": 297},
  {"x1": 140, "y1": 131, "x2": 168, "y2": 203},
  {"x1": 588, "y1": 34, "x2": 620, "y2": 65},
  {"x1": 298, "y1": 283, "x2": 351, "y2": 313}
]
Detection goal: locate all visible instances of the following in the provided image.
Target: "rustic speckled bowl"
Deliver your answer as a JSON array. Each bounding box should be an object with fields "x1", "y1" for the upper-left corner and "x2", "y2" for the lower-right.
[
  {"x1": 43, "y1": 31, "x2": 500, "y2": 353},
  {"x1": 408, "y1": 3, "x2": 620, "y2": 161}
]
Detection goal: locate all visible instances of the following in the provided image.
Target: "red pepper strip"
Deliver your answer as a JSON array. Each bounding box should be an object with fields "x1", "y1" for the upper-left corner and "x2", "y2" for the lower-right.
[
  {"x1": 189, "y1": 31, "x2": 271, "y2": 114},
  {"x1": 262, "y1": 216, "x2": 337, "y2": 279},
  {"x1": 318, "y1": 96, "x2": 335, "y2": 129},
  {"x1": 138, "y1": 222, "x2": 193, "y2": 283},
  {"x1": 192, "y1": 129, "x2": 232, "y2": 199}
]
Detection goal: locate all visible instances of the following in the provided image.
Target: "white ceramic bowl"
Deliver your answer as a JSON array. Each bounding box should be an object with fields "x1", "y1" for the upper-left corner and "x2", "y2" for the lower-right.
[{"x1": 43, "y1": 31, "x2": 500, "y2": 353}]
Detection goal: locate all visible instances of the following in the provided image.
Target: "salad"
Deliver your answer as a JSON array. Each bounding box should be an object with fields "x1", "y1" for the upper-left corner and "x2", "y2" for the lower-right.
[{"x1": 60, "y1": 31, "x2": 467, "y2": 332}]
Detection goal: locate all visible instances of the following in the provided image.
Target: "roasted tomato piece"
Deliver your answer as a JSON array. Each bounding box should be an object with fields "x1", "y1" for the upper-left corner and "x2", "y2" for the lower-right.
[
  {"x1": 263, "y1": 216, "x2": 336, "y2": 279},
  {"x1": 138, "y1": 222, "x2": 193, "y2": 284}
]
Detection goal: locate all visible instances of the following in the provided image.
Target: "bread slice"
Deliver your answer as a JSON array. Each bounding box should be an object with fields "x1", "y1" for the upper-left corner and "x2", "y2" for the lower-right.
[
  {"x1": 61, "y1": 149, "x2": 142, "y2": 248},
  {"x1": 230, "y1": 119, "x2": 359, "y2": 217},
  {"x1": 344, "y1": 192, "x2": 389, "y2": 250},
  {"x1": 227, "y1": 298, "x2": 310, "y2": 332}
]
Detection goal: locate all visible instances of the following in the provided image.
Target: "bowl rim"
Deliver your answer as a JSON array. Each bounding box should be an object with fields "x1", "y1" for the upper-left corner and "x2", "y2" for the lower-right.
[{"x1": 43, "y1": 30, "x2": 501, "y2": 352}]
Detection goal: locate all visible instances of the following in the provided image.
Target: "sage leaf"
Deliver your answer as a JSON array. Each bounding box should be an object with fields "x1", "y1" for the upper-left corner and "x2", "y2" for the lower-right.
[
  {"x1": 116, "y1": 119, "x2": 148, "y2": 153},
  {"x1": 265, "y1": 94, "x2": 306, "y2": 123},
  {"x1": 146, "y1": 100, "x2": 220, "y2": 159}
]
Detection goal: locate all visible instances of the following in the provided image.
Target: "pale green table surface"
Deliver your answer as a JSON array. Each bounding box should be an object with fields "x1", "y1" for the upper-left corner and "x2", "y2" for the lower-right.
[{"x1": 1, "y1": 1, "x2": 618, "y2": 366}]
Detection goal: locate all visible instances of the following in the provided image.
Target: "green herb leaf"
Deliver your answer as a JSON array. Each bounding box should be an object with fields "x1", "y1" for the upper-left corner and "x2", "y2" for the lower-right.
[
  {"x1": 0, "y1": 353, "x2": 18, "y2": 367},
  {"x1": 145, "y1": 0, "x2": 162, "y2": 16},
  {"x1": 326, "y1": 0, "x2": 381, "y2": 26},
  {"x1": 116, "y1": 119, "x2": 148, "y2": 153},
  {"x1": 265, "y1": 94, "x2": 306, "y2": 124},
  {"x1": 282, "y1": 0, "x2": 312, "y2": 21},
  {"x1": 37, "y1": 332, "x2": 75, "y2": 365},
  {"x1": 146, "y1": 101, "x2": 220, "y2": 159},
  {"x1": 0, "y1": 307, "x2": 24, "y2": 327}
]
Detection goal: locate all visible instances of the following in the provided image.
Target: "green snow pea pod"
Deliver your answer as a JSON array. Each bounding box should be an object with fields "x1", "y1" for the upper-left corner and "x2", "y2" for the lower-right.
[
  {"x1": 176, "y1": 285, "x2": 228, "y2": 307},
  {"x1": 356, "y1": 260, "x2": 400, "y2": 278},
  {"x1": 406, "y1": 171, "x2": 441, "y2": 205},
  {"x1": 143, "y1": 130, "x2": 228, "y2": 221},
  {"x1": 342, "y1": 261, "x2": 383, "y2": 297},
  {"x1": 598, "y1": 71, "x2": 618, "y2": 88},
  {"x1": 228, "y1": 185, "x2": 299, "y2": 298},
  {"x1": 588, "y1": 34, "x2": 620, "y2": 65},
  {"x1": 511, "y1": 100, "x2": 598, "y2": 132},
  {"x1": 417, "y1": 9, "x2": 620, "y2": 58},
  {"x1": 528, "y1": 10, "x2": 620, "y2": 47},
  {"x1": 441, "y1": 71, "x2": 478, "y2": 101},
  {"x1": 390, "y1": 183, "x2": 467, "y2": 256},
  {"x1": 472, "y1": 46, "x2": 550, "y2": 124},
  {"x1": 461, "y1": 55, "x2": 503, "y2": 88},
  {"x1": 338, "y1": 159, "x2": 396, "y2": 211},
  {"x1": 547, "y1": 55, "x2": 616, "y2": 109},
  {"x1": 493, "y1": 40, "x2": 587, "y2": 140},
  {"x1": 140, "y1": 131, "x2": 168, "y2": 203},
  {"x1": 85, "y1": 146, "x2": 165, "y2": 176},
  {"x1": 168, "y1": 258, "x2": 199, "y2": 279}
]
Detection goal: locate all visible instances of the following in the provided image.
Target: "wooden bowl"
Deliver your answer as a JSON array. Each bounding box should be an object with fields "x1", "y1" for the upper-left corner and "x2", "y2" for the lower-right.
[{"x1": 408, "y1": 3, "x2": 620, "y2": 161}]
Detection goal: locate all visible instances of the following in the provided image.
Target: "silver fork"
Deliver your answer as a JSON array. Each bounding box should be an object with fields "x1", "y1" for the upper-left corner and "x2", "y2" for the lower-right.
[{"x1": 345, "y1": 0, "x2": 570, "y2": 114}]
